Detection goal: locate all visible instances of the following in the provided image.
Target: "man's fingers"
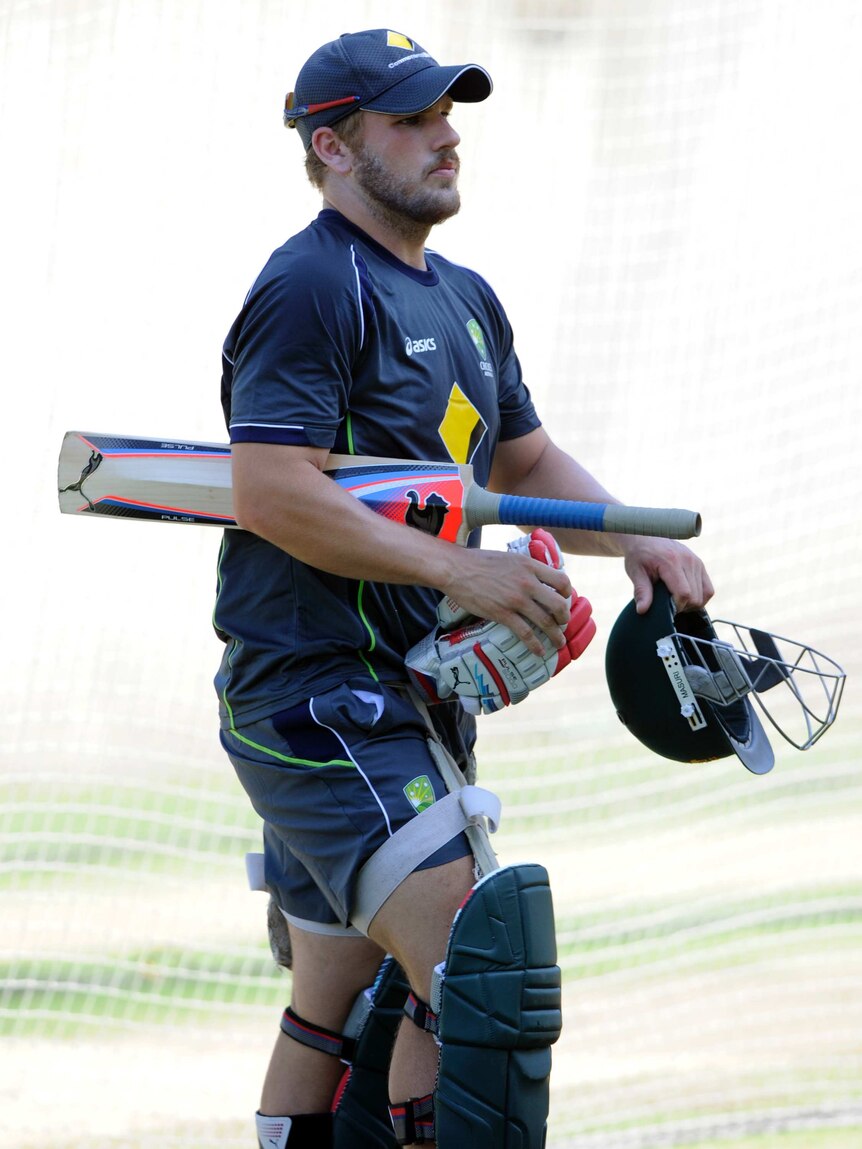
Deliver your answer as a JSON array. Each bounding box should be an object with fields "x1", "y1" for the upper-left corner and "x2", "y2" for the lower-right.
[
  {"x1": 533, "y1": 558, "x2": 573, "y2": 599},
  {"x1": 625, "y1": 539, "x2": 715, "y2": 615},
  {"x1": 476, "y1": 555, "x2": 571, "y2": 647},
  {"x1": 530, "y1": 561, "x2": 572, "y2": 623},
  {"x1": 505, "y1": 608, "x2": 564, "y2": 656},
  {"x1": 659, "y1": 562, "x2": 714, "y2": 613}
]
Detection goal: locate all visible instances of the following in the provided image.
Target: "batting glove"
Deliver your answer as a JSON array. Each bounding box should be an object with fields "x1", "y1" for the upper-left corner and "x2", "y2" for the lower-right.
[{"x1": 406, "y1": 529, "x2": 596, "y2": 715}]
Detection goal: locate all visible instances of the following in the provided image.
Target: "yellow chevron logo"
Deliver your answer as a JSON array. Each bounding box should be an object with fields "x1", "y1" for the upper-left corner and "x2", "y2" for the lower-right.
[
  {"x1": 439, "y1": 382, "x2": 487, "y2": 464},
  {"x1": 387, "y1": 31, "x2": 414, "y2": 50}
]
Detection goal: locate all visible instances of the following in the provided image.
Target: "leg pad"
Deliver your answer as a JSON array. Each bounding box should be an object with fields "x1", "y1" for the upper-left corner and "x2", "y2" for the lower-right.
[
  {"x1": 433, "y1": 863, "x2": 562, "y2": 1148},
  {"x1": 332, "y1": 956, "x2": 409, "y2": 1148}
]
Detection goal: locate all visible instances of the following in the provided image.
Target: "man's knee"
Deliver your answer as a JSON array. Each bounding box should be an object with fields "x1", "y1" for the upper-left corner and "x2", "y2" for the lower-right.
[
  {"x1": 287, "y1": 923, "x2": 388, "y2": 1025},
  {"x1": 367, "y1": 854, "x2": 476, "y2": 996}
]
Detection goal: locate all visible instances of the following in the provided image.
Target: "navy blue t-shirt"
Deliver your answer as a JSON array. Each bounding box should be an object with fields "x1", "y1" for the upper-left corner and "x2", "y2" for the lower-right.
[{"x1": 214, "y1": 209, "x2": 540, "y2": 727}]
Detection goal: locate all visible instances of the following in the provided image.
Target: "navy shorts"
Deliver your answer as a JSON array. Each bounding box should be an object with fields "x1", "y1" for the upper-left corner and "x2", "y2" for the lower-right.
[{"x1": 221, "y1": 679, "x2": 475, "y2": 930}]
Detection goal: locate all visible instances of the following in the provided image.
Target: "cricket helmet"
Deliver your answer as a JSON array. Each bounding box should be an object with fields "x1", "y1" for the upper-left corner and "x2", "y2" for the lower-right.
[{"x1": 605, "y1": 582, "x2": 845, "y2": 774}]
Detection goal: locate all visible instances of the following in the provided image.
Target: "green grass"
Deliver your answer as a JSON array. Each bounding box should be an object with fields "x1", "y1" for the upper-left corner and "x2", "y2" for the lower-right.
[
  {"x1": 3, "y1": 735, "x2": 860, "y2": 1148},
  {"x1": 483, "y1": 741, "x2": 862, "y2": 845},
  {"x1": 554, "y1": 884, "x2": 862, "y2": 977},
  {"x1": 673, "y1": 1129, "x2": 862, "y2": 1149},
  {"x1": 0, "y1": 777, "x2": 260, "y2": 887},
  {"x1": 0, "y1": 947, "x2": 284, "y2": 1035}
]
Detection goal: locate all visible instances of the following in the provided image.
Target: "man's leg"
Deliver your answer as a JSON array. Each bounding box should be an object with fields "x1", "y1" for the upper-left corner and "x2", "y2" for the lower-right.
[
  {"x1": 260, "y1": 926, "x2": 388, "y2": 1118},
  {"x1": 222, "y1": 688, "x2": 483, "y2": 1146},
  {"x1": 262, "y1": 857, "x2": 476, "y2": 1113},
  {"x1": 368, "y1": 854, "x2": 477, "y2": 1148},
  {"x1": 258, "y1": 857, "x2": 474, "y2": 1149},
  {"x1": 369, "y1": 856, "x2": 562, "y2": 1149}
]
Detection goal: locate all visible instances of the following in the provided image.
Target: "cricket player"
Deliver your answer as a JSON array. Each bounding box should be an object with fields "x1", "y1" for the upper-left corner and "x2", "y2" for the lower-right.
[{"x1": 214, "y1": 28, "x2": 713, "y2": 1149}]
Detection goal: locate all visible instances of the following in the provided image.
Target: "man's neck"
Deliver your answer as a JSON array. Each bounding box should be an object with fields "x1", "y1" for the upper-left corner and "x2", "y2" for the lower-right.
[{"x1": 321, "y1": 195, "x2": 431, "y2": 271}]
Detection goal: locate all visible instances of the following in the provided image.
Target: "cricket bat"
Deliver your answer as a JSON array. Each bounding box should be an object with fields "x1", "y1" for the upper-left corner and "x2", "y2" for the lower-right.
[{"x1": 57, "y1": 431, "x2": 702, "y2": 541}]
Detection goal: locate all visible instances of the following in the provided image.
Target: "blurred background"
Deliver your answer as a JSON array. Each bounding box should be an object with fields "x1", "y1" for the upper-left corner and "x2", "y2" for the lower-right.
[{"x1": 2, "y1": 1, "x2": 860, "y2": 1146}]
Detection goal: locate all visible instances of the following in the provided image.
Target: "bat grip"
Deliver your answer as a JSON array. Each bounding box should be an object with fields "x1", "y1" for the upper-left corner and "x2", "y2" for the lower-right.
[
  {"x1": 601, "y1": 503, "x2": 702, "y2": 539},
  {"x1": 493, "y1": 494, "x2": 702, "y2": 539}
]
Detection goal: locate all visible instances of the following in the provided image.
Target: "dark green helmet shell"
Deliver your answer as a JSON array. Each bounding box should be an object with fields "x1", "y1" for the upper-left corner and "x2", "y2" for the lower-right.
[{"x1": 605, "y1": 582, "x2": 774, "y2": 774}]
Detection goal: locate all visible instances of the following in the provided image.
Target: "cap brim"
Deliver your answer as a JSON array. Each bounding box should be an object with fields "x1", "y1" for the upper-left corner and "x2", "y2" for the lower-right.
[{"x1": 362, "y1": 63, "x2": 492, "y2": 115}]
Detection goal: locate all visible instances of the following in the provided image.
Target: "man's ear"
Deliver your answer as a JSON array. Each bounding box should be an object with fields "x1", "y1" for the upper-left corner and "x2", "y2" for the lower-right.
[{"x1": 311, "y1": 126, "x2": 354, "y2": 175}]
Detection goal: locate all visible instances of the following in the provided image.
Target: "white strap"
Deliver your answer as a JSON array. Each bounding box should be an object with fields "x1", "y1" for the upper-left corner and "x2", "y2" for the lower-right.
[
  {"x1": 413, "y1": 691, "x2": 501, "y2": 877},
  {"x1": 245, "y1": 851, "x2": 266, "y2": 891},
  {"x1": 351, "y1": 785, "x2": 500, "y2": 934},
  {"x1": 461, "y1": 782, "x2": 501, "y2": 833}
]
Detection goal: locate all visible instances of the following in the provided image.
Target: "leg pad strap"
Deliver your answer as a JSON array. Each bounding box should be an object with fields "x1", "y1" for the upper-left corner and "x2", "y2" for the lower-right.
[
  {"x1": 403, "y1": 991, "x2": 438, "y2": 1037},
  {"x1": 280, "y1": 1006, "x2": 357, "y2": 1061},
  {"x1": 389, "y1": 1094, "x2": 435, "y2": 1145}
]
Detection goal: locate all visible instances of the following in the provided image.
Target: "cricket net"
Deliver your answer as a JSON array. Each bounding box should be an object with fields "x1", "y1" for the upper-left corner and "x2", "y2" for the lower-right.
[{"x1": 2, "y1": 0, "x2": 861, "y2": 1146}]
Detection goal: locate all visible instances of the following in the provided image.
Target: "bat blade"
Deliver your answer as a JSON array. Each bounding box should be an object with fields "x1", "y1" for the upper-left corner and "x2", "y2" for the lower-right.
[
  {"x1": 58, "y1": 431, "x2": 701, "y2": 540},
  {"x1": 58, "y1": 432, "x2": 235, "y2": 525}
]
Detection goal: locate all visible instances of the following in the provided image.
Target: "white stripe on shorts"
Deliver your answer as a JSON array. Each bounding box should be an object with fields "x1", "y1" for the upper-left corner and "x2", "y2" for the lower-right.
[{"x1": 308, "y1": 691, "x2": 393, "y2": 837}]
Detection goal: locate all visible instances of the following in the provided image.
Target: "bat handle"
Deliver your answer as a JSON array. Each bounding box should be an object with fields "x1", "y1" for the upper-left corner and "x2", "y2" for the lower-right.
[
  {"x1": 476, "y1": 492, "x2": 701, "y2": 540},
  {"x1": 600, "y1": 502, "x2": 702, "y2": 539}
]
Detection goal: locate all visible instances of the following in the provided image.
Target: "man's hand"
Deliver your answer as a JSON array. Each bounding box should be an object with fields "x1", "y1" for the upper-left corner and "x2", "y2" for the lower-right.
[
  {"x1": 437, "y1": 532, "x2": 574, "y2": 656},
  {"x1": 622, "y1": 536, "x2": 715, "y2": 613},
  {"x1": 487, "y1": 429, "x2": 716, "y2": 616},
  {"x1": 406, "y1": 530, "x2": 596, "y2": 714}
]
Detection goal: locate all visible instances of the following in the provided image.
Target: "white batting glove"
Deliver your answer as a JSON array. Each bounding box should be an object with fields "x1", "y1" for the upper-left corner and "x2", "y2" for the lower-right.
[{"x1": 406, "y1": 530, "x2": 596, "y2": 715}]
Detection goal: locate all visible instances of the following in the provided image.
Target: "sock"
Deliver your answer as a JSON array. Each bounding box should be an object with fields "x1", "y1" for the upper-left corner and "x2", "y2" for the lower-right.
[{"x1": 256, "y1": 1111, "x2": 334, "y2": 1149}]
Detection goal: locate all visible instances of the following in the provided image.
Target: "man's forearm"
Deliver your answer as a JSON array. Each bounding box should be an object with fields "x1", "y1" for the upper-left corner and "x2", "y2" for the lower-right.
[
  {"x1": 490, "y1": 433, "x2": 626, "y2": 558},
  {"x1": 231, "y1": 441, "x2": 574, "y2": 648}
]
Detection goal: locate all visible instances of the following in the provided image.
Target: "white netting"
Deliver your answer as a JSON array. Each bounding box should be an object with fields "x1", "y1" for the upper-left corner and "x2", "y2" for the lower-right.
[{"x1": 2, "y1": 1, "x2": 861, "y2": 1146}]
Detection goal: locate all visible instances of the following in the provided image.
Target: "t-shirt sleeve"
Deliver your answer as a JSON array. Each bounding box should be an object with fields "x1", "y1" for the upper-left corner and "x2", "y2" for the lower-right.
[
  {"x1": 223, "y1": 248, "x2": 366, "y2": 448},
  {"x1": 482, "y1": 280, "x2": 542, "y2": 442}
]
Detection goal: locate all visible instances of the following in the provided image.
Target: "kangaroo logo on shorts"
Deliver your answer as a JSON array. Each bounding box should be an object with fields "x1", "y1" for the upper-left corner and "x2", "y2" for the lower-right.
[{"x1": 404, "y1": 775, "x2": 436, "y2": 813}]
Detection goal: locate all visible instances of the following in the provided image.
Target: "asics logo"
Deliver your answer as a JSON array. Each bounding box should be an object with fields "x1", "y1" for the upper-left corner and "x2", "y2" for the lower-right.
[{"x1": 405, "y1": 335, "x2": 437, "y2": 356}]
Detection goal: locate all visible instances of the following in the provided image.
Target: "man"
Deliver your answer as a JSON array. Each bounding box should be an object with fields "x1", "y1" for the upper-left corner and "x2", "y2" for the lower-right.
[{"x1": 214, "y1": 29, "x2": 713, "y2": 1149}]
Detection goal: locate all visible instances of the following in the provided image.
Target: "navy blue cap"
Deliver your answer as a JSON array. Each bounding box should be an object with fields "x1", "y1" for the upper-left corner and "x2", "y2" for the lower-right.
[{"x1": 284, "y1": 29, "x2": 493, "y2": 149}]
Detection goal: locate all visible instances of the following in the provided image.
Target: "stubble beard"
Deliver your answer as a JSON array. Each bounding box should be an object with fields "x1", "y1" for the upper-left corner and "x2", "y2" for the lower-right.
[{"x1": 352, "y1": 146, "x2": 461, "y2": 242}]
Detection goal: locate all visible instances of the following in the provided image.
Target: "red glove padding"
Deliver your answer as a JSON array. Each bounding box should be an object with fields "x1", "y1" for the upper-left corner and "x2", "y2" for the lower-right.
[
  {"x1": 553, "y1": 593, "x2": 596, "y2": 674},
  {"x1": 509, "y1": 528, "x2": 597, "y2": 676}
]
